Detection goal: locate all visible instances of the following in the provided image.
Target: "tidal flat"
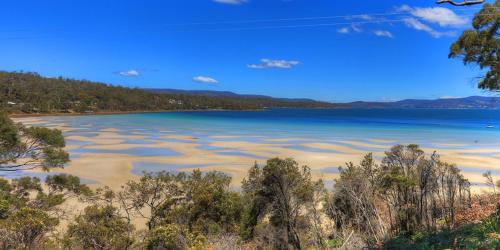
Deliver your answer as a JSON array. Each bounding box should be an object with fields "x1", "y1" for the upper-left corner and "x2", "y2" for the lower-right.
[{"x1": 10, "y1": 109, "x2": 500, "y2": 191}]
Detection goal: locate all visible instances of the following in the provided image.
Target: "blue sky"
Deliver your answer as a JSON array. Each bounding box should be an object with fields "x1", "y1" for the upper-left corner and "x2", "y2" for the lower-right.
[{"x1": 0, "y1": 0, "x2": 494, "y2": 102}]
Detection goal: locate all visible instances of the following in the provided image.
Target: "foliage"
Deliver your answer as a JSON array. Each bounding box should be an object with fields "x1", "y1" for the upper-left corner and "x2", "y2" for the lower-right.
[
  {"x1": 241, "y1": 158, "x2": 315, "y2": 250},
  {"x1": 0, "y1": 208, "x2": 58, "y2": 249},
  {"x1": 118, "y1": 171, "x2": 186, "y2": 230},
  {"x1": 325, "y1": 145, "x2": 473, "y2": 248},
  {"x1": 114, "y1": 169, "x2": 243, "y2": 238},
  {"x1": 143, "y1": 224, "x2": 188, "y2": 250},
  {"x1": 181, "y1": 170, "x2": 243, "y2": 235},
  {"x1": 64, "y1": 204, "x2": 135, "y2": 250},
  {"x1": 380, "y1": 145, "x2": 470, "y2": 233},
  {"x1": 0, "y1": 112, "x2": 69, "y2": 171},
  {"x1": 325, "y1": 153, "x2": 387, "y2": 244},
  {"x1": 384, "y1": 205, "x2": 500, "y2": 249},
  {"x1": 0, "y1": 174, "x2": 92, "y2": 249},
  {"x1": 449, "y1": 0, "x2": 499, "y2": 91},
  {"x1": 0, "y1": 71, "x2": 334, "y2": 114}
]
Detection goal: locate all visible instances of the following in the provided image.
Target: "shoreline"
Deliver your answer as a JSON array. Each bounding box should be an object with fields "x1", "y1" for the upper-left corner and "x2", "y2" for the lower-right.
[
  {"x1": 8, "y1": 108, "x2": 266, "y2": 118},
  {"x1": 8, "y1": 106, "x2": 500, "y2": 118}
]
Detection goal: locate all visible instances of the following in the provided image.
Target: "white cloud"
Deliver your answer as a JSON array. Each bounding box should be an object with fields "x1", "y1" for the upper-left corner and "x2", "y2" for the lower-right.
[
  {"x1": 351, "y1": 24, "x2": 363, "y2": 33},
  {"x1": 373, "y1": 30, "x2": 394, "y2": 38},
  {"x1": 353, "y1": 14, "x2": 373, "y2": 21},
  {"x1": 213, "y1": 0, "x2": 247, "y2": 5},
  {"x1": 410, "y1": 7, "x2": 468, "y2": 27},
  {"x1": 119, "y1": 70, "x2": 140, "y2": 77},
  {"x1": 396, "y1": 4, "x2": 413, "y2": 12},
  {"x1": 396, "y1": 5, "x2": 465, "y2": 38},
  {"x1": 248, "y1": 59, "x2": 300, "y2": 69},
  {"x1": 337, "y1": 27, "x2": 350, "y2": 34},
  {"x1": 403, "y1": 18, "x2": 455, "y2": 38},
  {"x1": 337, "y1": 24, "x2": 363, "y2": 34},
  {"x1": 193, "y1": 76, "x2": 219, "y2": 84}
]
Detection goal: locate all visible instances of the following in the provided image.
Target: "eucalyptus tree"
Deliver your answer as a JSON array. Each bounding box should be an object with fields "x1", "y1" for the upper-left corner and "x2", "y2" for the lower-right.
[
  {"x1": 326, "y1": 144, "x2": 472, "y2": 245},
  {"x1": 0, "y1": 174, "x2": 92, "y2": 249},
  {"x1": 449, "y1": 0, "x2": 499, "y2": 91},
  {"x1": 325, "y1": 154, "x2": 387, "y2": 243},
  {"x1": 118, "y1": 171, "x2": 186, "y2": 231},
  {"x1": 64, "y1": 205, "x2": 135, "y2": 250},
  {"x1": 0, "y1": 112, "x2": 69, "y2": 171},
  {"x1": 242, "y1": 158, "x2": 315, "y2": 250}
]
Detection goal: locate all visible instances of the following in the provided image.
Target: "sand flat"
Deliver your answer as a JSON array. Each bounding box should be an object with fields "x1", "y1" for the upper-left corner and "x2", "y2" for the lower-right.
[{"x1": 8, "y1": 114, "x2": 499, "y2": 193}]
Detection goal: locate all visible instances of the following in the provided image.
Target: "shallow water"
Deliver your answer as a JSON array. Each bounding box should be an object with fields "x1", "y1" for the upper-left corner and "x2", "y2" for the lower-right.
[{"x1": 5, "y1": 109, "x2": 500, "y2": 186}]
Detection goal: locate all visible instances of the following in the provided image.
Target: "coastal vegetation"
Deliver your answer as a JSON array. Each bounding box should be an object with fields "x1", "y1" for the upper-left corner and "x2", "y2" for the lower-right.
[
  {"x1": 0, "y1": 114, "x2": 498, "y2": 249},
  {"x1": 0, "y1": 71, "x2": 335, "y2": 114},
  {"x1": 449, "y1": 0, "x2": 499, "y2": 91},
  {"x1": 0, "y1": 112, "x2": 68, "y2": 171}
]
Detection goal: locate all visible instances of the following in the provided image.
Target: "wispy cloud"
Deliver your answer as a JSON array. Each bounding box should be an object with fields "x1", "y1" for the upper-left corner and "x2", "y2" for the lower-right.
[
  {"x1": 353, "y1": 14, "x2": 373, "y2": 21},
  {"x1": 337, "y1": 27, "x2": 350, "y2": 34},
  {"x1": 119, "y1": 69, "x2": 140, "y2": 77},
  {"x1": 403, "y1": 18, "x2": 455, "y2": 38},
  {"x1": 407, "y1": 6, "x2": 468, "y2": 27},
  {"x1": 396, "y1": 5, "x2": 465, "y2": 38},
  {"x1": 214, "y1": 0, "x2": 247, "y2": 5},
  {"x1": 248, "y1": 59, "x2": 300, "y2": 69},
  {"x1": 373, "y1": 30, "x2": 394, "y2": 38},
  {"x1": 351, "y1": 24, "x2": 363, "y2": 33},
  {"x1": 337, "y1": 23, "x2": 364, "y2": 35},
  {"x1": 193, "y1": 76, "x2": 219, "y2": 84}
]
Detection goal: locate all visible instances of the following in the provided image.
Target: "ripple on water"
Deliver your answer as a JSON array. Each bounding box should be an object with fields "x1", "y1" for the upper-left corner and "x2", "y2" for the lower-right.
[{"x1": 68, "y1": 147, "x2": 181, "y2": 157}]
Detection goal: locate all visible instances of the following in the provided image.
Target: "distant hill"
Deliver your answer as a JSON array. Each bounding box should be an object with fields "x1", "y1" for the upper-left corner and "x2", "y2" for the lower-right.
[
  {"x1": 344, "y1": 96, "x2": 500, "y2": 109},
  {"x1": 0, "y1": 71, "x2": 335, "y2": 114},
  {"x1": 148, "y1": 89, "x2": 500, "y2": 109},
  {"x1": 146, "y1": 88, "x2": 322, "y2": 103}
]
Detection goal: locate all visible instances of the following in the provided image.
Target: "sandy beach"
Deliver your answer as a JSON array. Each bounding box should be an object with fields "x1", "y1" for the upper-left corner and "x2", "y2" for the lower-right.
[{"x1": 9, "y1": 115, "x2": 499, "y2": 194}]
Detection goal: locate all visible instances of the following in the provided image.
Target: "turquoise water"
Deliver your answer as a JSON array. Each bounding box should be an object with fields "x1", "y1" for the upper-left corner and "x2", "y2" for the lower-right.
[
  {"x1": 55, "y1": 108, "x2": 500, "y2": 147},
  {"x1": 3, "y1": 109, "x2": 499, "y2": 180}
]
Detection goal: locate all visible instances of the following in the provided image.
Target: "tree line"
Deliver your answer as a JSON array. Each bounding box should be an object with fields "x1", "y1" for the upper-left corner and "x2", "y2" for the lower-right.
[{"x1": 0, "y1": 71, "x2": 335, "y2": 114}]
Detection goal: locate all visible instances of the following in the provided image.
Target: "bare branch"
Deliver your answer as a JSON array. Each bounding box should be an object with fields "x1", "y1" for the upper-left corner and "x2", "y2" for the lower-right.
[{"x1": 437, "y1": 0, "x2": 485, "y2": 6}]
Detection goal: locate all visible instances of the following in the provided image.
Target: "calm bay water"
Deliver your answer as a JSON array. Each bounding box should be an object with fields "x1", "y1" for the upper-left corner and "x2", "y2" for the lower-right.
[
  {"x1": 5, "y1": 109, "x2": 500, "y2": 182},
  {"x1": 54, "y1": 108, "x2": 500, "y2": 148}
]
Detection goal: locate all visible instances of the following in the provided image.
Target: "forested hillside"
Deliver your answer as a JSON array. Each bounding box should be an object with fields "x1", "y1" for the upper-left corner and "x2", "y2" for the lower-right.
[{"x1": 0, "y1": 71, "x2": 335, "y2": 114}]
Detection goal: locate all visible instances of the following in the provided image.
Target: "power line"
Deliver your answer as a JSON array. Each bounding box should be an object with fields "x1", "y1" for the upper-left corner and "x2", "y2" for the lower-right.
[
  {"x1": 163, "y1": 7, "x2": 484, "y2": 27},
  {"x1": 171, "y1": 14, "x2": 499, "y2": 33}
]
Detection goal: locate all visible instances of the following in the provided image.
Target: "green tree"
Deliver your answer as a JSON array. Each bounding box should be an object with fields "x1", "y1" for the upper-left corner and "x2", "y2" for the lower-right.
[
  {"x1": 64, "y1": 205, "x2": 135, "y2": 250},
  {"x1": 0, "y1": 112, "x2": 69, "y2": 171},
  {"x1": 325, "y1": 154, "x2": 386, "y2": 244},
  {"x1": 144, "y1": 224, "x2": 188, "y2": 250},
  {"x1": 242, "y1": 158, "x2": 314, "y2": 250},
  {"x1": 180, "y1": 170, "x2": 243, "y2": 235},
  {"x1": 0, "y1": 207, "x2": 58, "y2": 249},
  {"x1": 449, "y1": 0, "x2": 499, "y2": 91},
  {"x1": 119, "y1": 171, "x2": 186, "y2": 231},
  {"x1": 0, "y1": 174, "x2": 92, "y2": 249}
]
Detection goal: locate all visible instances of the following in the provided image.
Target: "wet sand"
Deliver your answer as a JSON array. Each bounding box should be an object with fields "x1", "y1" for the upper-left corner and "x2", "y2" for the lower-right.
[{"x1": 11, "y1": 117, "x2": 500, "y2": 192}]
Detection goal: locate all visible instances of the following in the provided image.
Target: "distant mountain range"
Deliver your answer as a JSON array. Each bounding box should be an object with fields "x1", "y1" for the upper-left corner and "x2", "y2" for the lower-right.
[
  {"x1": 343, "y1": 96, "x2": 500, "y2": 109},
  {"x1": 146, "y1": 89, "x2": 321, "y2": 103},
  {"x1": 147, "y1": 89, "x2": 500, "y2": 109}
]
